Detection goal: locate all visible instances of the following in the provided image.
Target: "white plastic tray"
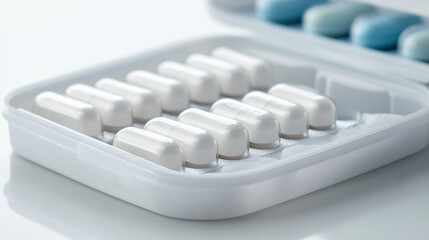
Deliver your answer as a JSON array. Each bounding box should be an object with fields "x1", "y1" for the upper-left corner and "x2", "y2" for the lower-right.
[{"x1": 4, "y1": 34, "x2": 429, "y2": 219}]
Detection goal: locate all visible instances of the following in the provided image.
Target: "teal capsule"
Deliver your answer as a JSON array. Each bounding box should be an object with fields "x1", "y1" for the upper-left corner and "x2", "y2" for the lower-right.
[
  {"x1": 256, "y1": 0, "x2": 326, "y2": 24},
  {"x1": 303, "y1": 2, "x2": 376, "y2": 37},
  {"x1": 351, "y1": 13, "x2": 422, "y2": 49},
  {"x1": 399, "y1": 25, "x2": 429, "y2": 62}
]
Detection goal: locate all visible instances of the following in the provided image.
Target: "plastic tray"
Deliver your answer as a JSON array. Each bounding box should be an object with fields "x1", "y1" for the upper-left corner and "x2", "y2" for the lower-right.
[
  {"x1": 209, "y1": 0, "x2": 429, "y2": 85},
  {"x1": 4, "y1": 1, "x2": 429, "y2": 220}
]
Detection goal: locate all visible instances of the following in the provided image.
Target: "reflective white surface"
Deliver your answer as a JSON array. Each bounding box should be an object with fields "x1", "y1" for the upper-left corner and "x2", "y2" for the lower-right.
[{"x1": 1, "y1": 0, "x2": 429, "y2": 239}]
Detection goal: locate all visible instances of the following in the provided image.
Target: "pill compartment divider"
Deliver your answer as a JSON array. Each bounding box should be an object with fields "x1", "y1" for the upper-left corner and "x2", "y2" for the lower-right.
[{"x1": 4, "y1": 33, "x2": 429, "y2": 220}]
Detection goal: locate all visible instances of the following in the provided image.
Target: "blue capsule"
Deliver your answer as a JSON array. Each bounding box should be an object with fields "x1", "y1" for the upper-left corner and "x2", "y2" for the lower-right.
[
  {"x1": 399, "y1": 25, "x2": 429, "y2": 62},
  {"x1": 303, "y1": 2, "x2": 376, "y2": 37},
  {"x1": 351, "y1": 13, "x2": 422, "y2": 49},
  {"x1": 256, "y1": 0, "x2": 326, "y2": 24}
]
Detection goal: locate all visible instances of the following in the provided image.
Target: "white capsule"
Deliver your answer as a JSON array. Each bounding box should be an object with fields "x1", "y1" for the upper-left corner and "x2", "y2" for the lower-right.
[
  {"x1": 186, "y1": 54, "x2": 250, "y2": 97},
  {"x1": 95, "y1": 78, "x2": 161, "y2": 123},
  {"x1": 145, "y1": 117, "x2": 217, "y2": 168},
  {"x1": 179, "y1": 108, "x2": 249, "y2": 159},
  {"x1": 33, "y1": 92, "x2": 102, "y2": 137},
  {"x1": 66, "y1": 84, "x2": 132, "y2": 132},
  {"x1": 126, "y1": 70, "x2": 190, "y2": 114},
  {"x1": 114, "y1": 127, "x2": 184, "y2": 171},
  {"x1": 212, "y1": 47, "x2": 271, "y2": 90},
  {"x1": 158, "y1": 61, "x2": 220, "y2": 104},
  {"x1": 242, "y1": 91, "x2": 308, "y2": 139},
  {"x1": 211, "y1": 99, "x2": 280, "y2": 149},
  {"x1": 269, "y1": 84, "x2": 336, "y2": 130}
]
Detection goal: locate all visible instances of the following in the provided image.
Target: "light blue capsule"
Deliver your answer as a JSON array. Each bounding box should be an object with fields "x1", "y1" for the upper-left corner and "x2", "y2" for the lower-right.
[
  {"x1": 303, "y1": 2, "x2": 376, "y2": 37},
  {"x1": 399, "y1": 25, "x2": 429, "y2": 62},
  {"x1": 256, "y1": 0, "x2": 326, "y2": 24},
  {"x1": 351, "y1": 13, "x2": 422, "y2": 49}
]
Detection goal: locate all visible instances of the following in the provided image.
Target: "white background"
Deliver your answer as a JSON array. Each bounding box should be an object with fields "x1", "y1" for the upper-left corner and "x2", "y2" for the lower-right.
[{"x1": 1, "y1": 0, "x2": 429, "y2": 239}]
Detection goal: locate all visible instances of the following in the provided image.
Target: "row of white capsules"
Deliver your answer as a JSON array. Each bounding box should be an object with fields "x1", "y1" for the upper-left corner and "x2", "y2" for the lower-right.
[
  {"x1": 32, "y1": 77, "x2": 220, "y2": 171},
  {"x1": 95, "y1": 48, "x2": 278, "y2": 168},
  {"x1": 125, "y1": 47, "x2": 336, "y2": 169},
  {"x1": 32, "y1": 47, "x2": 336, "y2": 172},
  {"x1": 31, "y1": 48, "x2": 255, "y2": 171},
  {"x1": 110, "y1": 53, "x2": 265, "y2": 169},
  {"x1": 154, "y1": 48, "x2": 272, "y2": 155},
  {"x1": 181, "y1": 47, "x2": 337, "y2": 151},
  {"x1": 122, "y1": 50, "x2": 260, "y2": 168},
  {"x1": 123, "y1": 57, "x2": 242, "y2": 169},
  {"x1": 32, "y1": 80, "x2": 185, "y2": 170},
  {"x1": 114, "y1": 48, "x2": 276, "y2": 168},
  {"x1": 153, "y1": 47, "x2": 334, "y2": 154}
]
